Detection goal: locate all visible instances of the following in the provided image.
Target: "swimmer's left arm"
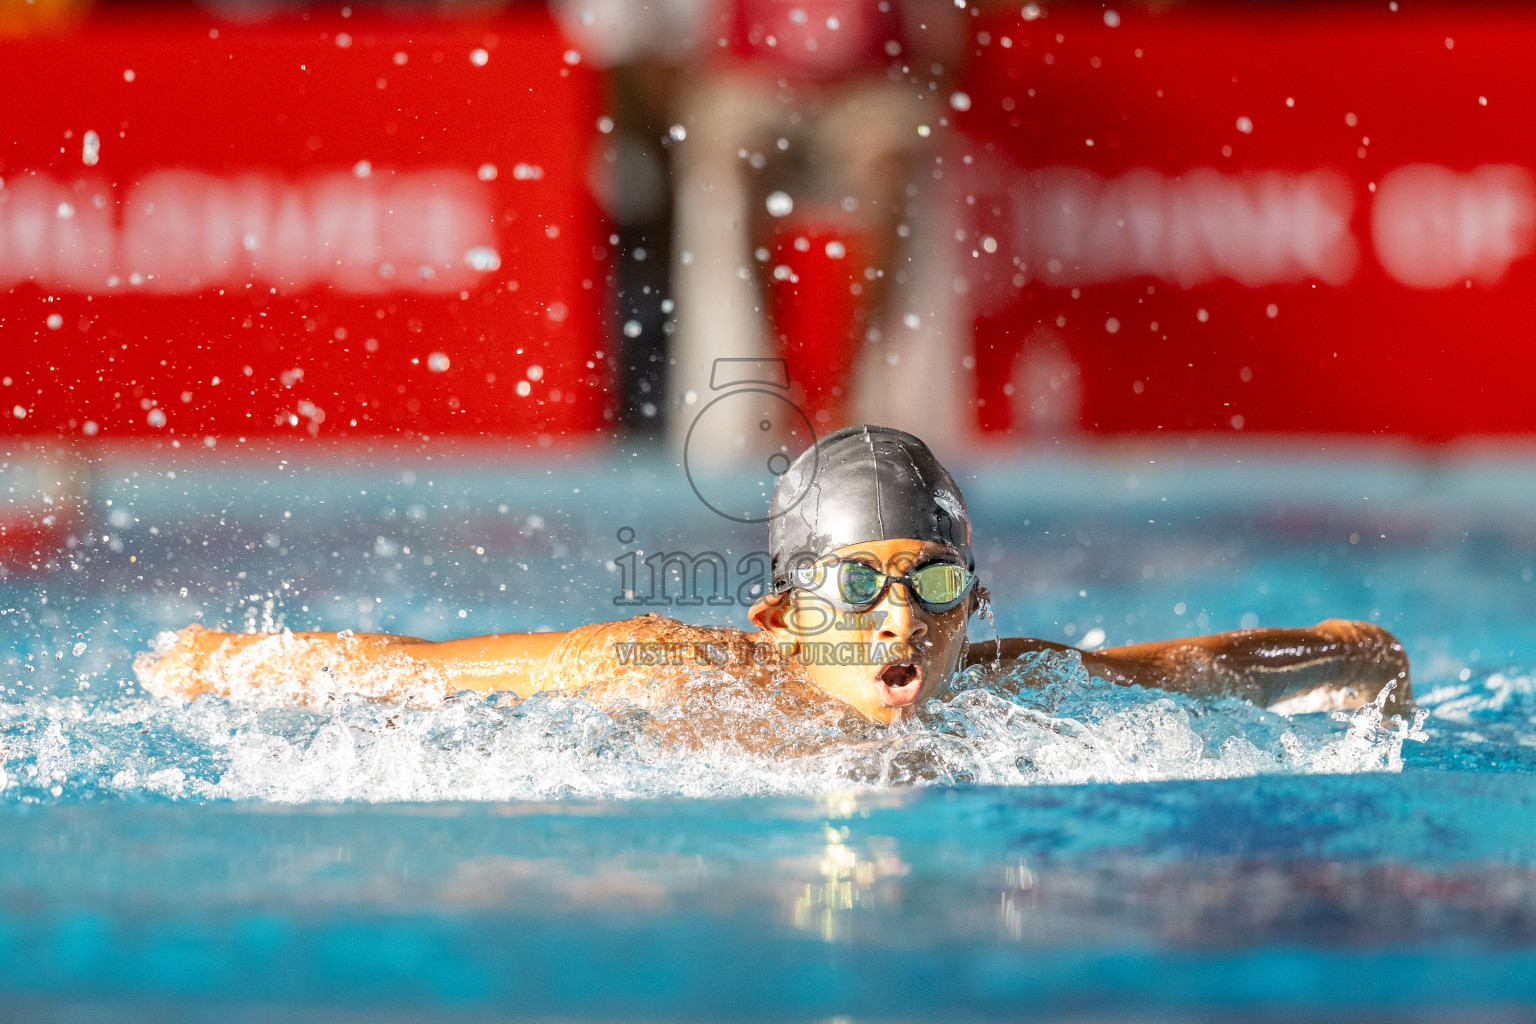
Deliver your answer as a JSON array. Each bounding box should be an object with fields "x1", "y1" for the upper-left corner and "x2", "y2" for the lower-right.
[
  {"x1": 970, "y1": 619, "x2": 1413, "y2": 716},
  {"x1": 1086, "y1": 619, "x2": 1413, "y2": 716},
  {"x1": 136, "y1": 623, "x2": 572, "y2": 704}
]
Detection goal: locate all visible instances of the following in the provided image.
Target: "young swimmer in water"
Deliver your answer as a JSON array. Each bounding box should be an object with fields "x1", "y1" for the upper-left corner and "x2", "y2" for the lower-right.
[{"x1": 139, "y1": 425, "x2": 1413, "y2": 724}]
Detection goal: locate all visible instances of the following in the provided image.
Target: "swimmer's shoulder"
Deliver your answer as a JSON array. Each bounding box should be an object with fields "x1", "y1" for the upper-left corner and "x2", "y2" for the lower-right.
[{"x1": 964, "y1": 635, "x2": 1076, "y2": 668}]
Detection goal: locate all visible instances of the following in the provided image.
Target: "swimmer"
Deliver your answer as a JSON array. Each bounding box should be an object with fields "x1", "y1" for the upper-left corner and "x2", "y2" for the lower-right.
[{"x1": 139, "y1": 425, "x2": 1413, "y2": 726}]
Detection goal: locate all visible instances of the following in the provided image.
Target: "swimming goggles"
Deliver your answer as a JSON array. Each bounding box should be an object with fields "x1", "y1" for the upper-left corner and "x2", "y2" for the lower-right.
[{"x1": 780, "y1": 559, "x2": 979, "y2": 614}]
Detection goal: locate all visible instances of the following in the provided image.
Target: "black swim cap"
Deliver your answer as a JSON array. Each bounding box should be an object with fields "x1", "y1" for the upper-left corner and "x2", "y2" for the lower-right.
[{"x1": 768, "y1": 423, "x2": 973, "y2": 583}]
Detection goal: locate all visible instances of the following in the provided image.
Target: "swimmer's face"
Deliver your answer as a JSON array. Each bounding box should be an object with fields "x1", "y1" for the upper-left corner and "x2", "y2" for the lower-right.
[{"x1": 748, "y1": 539, "x2": 974, "y2": 724}]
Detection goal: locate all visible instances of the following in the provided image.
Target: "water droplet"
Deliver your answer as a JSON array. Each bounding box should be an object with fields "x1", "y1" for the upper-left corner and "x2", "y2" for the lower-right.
[
  {"x1": 949, "y1": 91, "x2": 971, "y2": 111},
  {"x1": 81, "y1": 130, "x2": 100, "y2": 167},
  {"x1": 147, "y1": 408, "x2": 167, "y2": 428},
  {"x1": 470, "y1": 48, "x2": 489, "y2": 66},
  {"x1": 1103, "y1": 9, "x2": 1121, "y2": 27},
  {"x1": 427, "y1": 352, "x2": 450, "y2": 372},
  {"x1": 824, "y1": 240, "x2": 846, "y2": 258},
  {"x1": 623, "y1": 320, "x2": 643, "y2": 338},
  {"x1": 72, "y1": 642, "x2": 87, "y2": 657},
  {"x1": 668, "y1": 124, "x2": 687, "y2": 142},
  {"x1": 765, "y1": 191, "x2": 794, "y2": 217},
  {"x1": 46, "y1": 313, "x2": 63, "y2": 330},
  {"x1": 464, "y1": 246, "x2": 501, "y2": 272},
  {"x1": 477, "y1": 163, "x2": 498, "y2": 181},
  {"x1": 1236, "y1": 115, "x2": 1254, "y2": 134},
  {"x1": 527, "y1": 365, "x2": 544, "y2": 381},
  {"x1": 352, "y1": 160, "x2": 371, "y2": 178}
]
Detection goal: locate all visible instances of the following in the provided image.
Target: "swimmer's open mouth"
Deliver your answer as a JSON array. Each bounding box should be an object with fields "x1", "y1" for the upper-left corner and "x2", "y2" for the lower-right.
[{"x1": 876, "y1": 662, "x2": 924, "y2": 705}]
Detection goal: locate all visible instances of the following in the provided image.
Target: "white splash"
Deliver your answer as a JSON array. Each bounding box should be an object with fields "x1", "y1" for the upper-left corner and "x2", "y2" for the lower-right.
[{"x1": 0, "y1": 646, "x2": 1426, "y2": 805}]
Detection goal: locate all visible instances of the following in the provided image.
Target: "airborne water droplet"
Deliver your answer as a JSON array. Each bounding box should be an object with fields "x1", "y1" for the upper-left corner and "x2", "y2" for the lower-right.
[{"x1": 464, "y1": 246, "x2": 501, "y2": 272}]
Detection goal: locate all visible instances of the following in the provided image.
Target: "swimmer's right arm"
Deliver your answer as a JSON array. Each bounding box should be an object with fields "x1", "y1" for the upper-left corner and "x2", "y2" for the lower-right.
[{"x1": 136, "y1": 623, "x2": 573, "y2": 704}]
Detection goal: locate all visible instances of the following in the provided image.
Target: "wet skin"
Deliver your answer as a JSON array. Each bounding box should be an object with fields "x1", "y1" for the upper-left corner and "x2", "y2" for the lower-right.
[
  {"x1": 140, "y1": 537, "x2": 1414, "y2": 721},
  {"x1": 746, "y1": 539, "x2": 974, "y2": 725}
]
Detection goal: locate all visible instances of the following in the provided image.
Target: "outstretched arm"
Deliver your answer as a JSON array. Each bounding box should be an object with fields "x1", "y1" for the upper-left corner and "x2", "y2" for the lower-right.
[
  {"x1": 967, "y1": 619, "x2": 1413, "y2": 716},
  {"x1": 136, "y1": 624, "x2": 571, "y2": 705}
]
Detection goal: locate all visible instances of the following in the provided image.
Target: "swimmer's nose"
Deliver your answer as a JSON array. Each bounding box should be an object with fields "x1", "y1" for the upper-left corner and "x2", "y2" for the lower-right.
[{"x1": 876, "y1": 590, "x2": 927, "y2": 647}]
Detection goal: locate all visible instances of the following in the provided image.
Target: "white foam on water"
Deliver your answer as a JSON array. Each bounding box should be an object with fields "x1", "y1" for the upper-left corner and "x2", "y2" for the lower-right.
[
  {"x1": 1419, "y1": 670, "x2": 1536, "y2": 723},
  {"x1": 0, "y1": 646, "x2": 1425, "y2": 804}
]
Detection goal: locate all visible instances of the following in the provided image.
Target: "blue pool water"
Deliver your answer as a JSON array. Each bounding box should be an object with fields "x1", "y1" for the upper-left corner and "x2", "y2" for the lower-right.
[{"x1": 4, "y1": 442, "x2": 1536, "y2": 1021}]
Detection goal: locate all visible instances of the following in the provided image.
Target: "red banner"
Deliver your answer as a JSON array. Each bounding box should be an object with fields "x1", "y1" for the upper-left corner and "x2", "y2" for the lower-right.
[
  {"x1": 956, "y1": 3, "x2": 1536, "y2": 439},
  {"x1": 1, "y1": 8, "x2": 610, "y2": 443}
]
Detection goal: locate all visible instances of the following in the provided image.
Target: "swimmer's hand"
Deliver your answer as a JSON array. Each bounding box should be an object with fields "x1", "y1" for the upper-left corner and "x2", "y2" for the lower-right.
[
  {"x1": 134, "y1": 624, "x2": 443, "y2": 705},
  {"x1": 972, "y1": 619, "x2": 1413, "y2": 717},
  {"x1": 134, "y1": 624, "x2": 216, "y2": 702}
]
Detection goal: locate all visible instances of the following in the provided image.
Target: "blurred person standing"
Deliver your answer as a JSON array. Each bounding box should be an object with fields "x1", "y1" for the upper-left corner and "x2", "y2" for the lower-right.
[{"x1": 557, "y1": 0, "x2": 967, "y2": 459}]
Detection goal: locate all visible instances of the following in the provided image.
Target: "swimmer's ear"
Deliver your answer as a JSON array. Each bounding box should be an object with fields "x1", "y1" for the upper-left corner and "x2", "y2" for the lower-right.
[{"x1": 748, "y1": 590, "x2": 794, "y2": 635}]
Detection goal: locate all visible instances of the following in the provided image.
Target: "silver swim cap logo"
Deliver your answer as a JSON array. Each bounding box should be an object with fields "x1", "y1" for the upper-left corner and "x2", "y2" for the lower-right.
[{"x1": 933, "y1": 487, "x2": 966, "y2": 522}]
